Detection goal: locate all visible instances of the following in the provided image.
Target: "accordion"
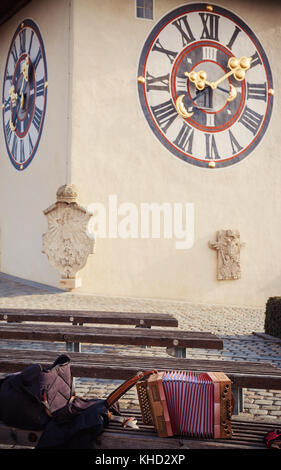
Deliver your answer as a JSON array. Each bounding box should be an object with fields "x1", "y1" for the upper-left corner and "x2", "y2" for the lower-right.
[{"x1": 136, "y1": 371, "x2": 233, "y2": 439}]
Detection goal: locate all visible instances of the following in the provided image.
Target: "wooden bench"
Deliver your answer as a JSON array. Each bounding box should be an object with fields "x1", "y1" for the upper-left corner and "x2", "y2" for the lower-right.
[
  {"x1": 0, "y1": 352, "x2": 280, "y2": 449},
  {"x1": 0, "y1": 348, "x2": 281, "y2": 414},
  {"x1": 0, "y1": 313, "x2": 280, "y2": 449},
  {"x1": 0, "y1": 411, "x2": 277, "y2": 449},
  {"x1": 0, "y1": 323, "x2": 223, "y2": 358},
  {"x1": 0, "y1": 308, "x2": 178, "y2": 328},
  {"x1": 97, "y1": 411, "x2": 278, "y2": 450}
]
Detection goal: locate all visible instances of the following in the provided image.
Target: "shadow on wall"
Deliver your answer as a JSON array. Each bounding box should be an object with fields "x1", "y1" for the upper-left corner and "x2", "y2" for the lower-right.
[{"x1": 0, "y1": 272, "x2": 65, "y2": 298}]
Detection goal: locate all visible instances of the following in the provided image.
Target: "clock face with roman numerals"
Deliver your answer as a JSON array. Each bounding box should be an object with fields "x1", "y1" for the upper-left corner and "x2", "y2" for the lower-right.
[
  {"x1": 2, "y1": 19, "x2": 47, "y2": 171},
  {"x1": 137, "y1": 3, "x2": 274, "y2": 168}
]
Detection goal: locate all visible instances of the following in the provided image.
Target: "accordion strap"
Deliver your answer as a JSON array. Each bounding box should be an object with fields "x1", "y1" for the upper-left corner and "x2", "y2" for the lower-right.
[{"x1": 106, "y1": 370, "x2": 157, "y2": 409}]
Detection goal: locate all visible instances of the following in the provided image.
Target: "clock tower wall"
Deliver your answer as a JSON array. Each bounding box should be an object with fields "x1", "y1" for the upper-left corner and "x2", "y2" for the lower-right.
[
  {"x1": 69, "y1": 0, "x2": 280, "y2": 307},
  {"x1": 0, "y1": 0, "x2": 72, "y2": 286},
  {"x1": 0, "y1": 0, "x2": 280, "y2": 309}
]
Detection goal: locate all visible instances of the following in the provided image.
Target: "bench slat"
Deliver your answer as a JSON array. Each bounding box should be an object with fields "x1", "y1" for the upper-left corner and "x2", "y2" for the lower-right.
[
  {"x1": 0, "y1": 309, "x2": 178, "y2": 327},
  {"x1": 0, "y1": 348, "x2": 280, "y2": 389},
  {"x1": 0, "y1": 416, "x2": 274, "y2": 449},
  {"x1": 0, "y1": 324, "x2": 223, "y2": 349}
]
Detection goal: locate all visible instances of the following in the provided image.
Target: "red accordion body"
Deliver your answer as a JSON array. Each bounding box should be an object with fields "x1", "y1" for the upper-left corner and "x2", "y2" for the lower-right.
[{"x1": 140, "y1": 371, "x2": 233, "y2": 439}]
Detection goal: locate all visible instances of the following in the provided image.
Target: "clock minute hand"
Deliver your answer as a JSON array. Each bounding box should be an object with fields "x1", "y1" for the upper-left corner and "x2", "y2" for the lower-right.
[
  {"x1": 210, "y1": 56, "x2": 252, "y2": 90},
  {"x1": 20, "y1": 57, "x2": 29, "y2": 109}
]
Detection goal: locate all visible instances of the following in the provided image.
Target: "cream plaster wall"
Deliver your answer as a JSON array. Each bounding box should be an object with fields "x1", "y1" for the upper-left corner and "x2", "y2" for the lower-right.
[
  {"x1": 0, "y1": 0, "x2": 71, "y2": 286},
  {"x1": 1, "y1": 0, "x2": 280, "y2": 307},
  {"x1": 70, "y1": 0, "x2": 281, "y2": 306}
]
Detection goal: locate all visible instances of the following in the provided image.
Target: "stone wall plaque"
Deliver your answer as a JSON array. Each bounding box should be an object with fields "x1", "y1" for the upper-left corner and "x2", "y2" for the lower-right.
[
  {"x1": 209, "y1": 230, "x2": 245, "y2": 280},
  {"x1": 42, "y1": 184, "x2": 95, "y2": 290}
]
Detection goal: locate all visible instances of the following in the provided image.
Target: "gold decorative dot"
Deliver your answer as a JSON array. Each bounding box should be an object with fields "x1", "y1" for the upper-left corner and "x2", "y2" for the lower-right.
[
  {"x1": 209, "y1": 161, "x2": 216, "y2": 168},
  {"x1": 268, "y1": 88, "x2": 274, "y2": 96},
  {"x1": 45, "y1": 81, "x2": 48, "y2": 88},
  {"x1": 20, "y1": 165, "x2": 23, "y2": 170},
  {"x1": 21, "y1": 22, "x2": 24, "y2": 28},
  {"x1": 137, "y1": 76, "x2": 145, "y2": 84},
  {"x1": 206, "y1": 5, "x2": 213, "y2": 12}
]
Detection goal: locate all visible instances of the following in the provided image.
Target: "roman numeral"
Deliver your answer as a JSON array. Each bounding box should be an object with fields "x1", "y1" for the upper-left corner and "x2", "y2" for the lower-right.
[
  {"x1": 28, "y1": 30, "x2": 34, "y2": 55},
  {"x1": 3, "y1": 98, "x2": 10, "y2": 113},
  {"x1": 199, "y1": 13, "x2": 220, "y2": 41},
  {"x1": 205, "y1": 113, "x2": 215, "y2": 127},
  {"x1": 36, "y1": 77, "x2": 46, "y2": 96},
  {"x1": 146, "y1": 72, "x2": 170, "y2": 92},
  {"x1": 173, "y1": 123, "x2": 194, "y2": 154},
  {"x1": 247, "y1": 82, "x2": 267, "y2": 101},
  {"x1": 228, "y1": 129, "x2": 243, "y2": 154},
  {"x1": 33, "y1": 106, "x2": 43, "y2": 132},
  {"x1": 11, "y1": 42, "x2": 19, "y2": 65},
  {"x1": 33, "y1": 47, "x2": 42, "y2": 70},
  {"x1": 172, "y1": 15, "x2": 195, "y2": 47},
  {"x1": 5, "y1": 67, "x2": 13, "y2": 84},
  {"x1": 151, "y1": 99, "x2": 178, "y2": 133},
  {"x1": 152, "y1": 39, "x2": 178, "y2": 64},
  {"x1": 176, "y1": 76, "x2": 187, "y2": 91},
  {"x1": 28, "y1": 133, "x2": 34, "y2": 153},
  {"x1": 202, "y1": 47, "x2": 217, "y2": 61},
  {"x1": 205, "y1": 133, "x2": 220, "y2": 160},
  {"x1": 250, "y1": 51, "x2": 262, "y2": 69},
  {"x1": 226, "y1": 26, "x2": 241, "y2": 50},
  {"x1": 238, "y1": 105, "x2": 263, "y2": 135},
  {"x1": 12, "y1": 134, "x2": 18, "y2": 159},
  {"x1": 5, "y1": 120, "x2": 12, "y2": 145},
  {"x1": 20, "y1": 140, "x2": 25, "y2": 162},
  {"x1": 19, "y1": 29, "x2": 26, "y2": 55}
]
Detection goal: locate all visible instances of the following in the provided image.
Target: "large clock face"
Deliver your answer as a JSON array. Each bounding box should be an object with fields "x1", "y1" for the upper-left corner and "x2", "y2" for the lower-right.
[
  {"x1": 2, "y1": 19, "x2": 47, "y2": 171},
  {"x1": 137, "y1": 3, "x2": 274, "y2": 168}
]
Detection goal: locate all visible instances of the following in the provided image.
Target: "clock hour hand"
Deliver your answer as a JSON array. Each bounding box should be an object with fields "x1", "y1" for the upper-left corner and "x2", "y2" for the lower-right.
[
  {"x1": 8, "y1": 85, "x2": 18, "y2": 132},
  {"x1": 185, "y1": 70, "x2": 213, "y2": 91}
]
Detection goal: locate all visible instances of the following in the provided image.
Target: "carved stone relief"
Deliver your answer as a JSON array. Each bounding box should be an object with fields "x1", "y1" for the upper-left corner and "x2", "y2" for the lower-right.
[
  {"x1": 42, "y1": 184, "x2": 95, "y2": 290},
  {"x1": 209, "y1": 230, "x2": 245, "y2": 280}
]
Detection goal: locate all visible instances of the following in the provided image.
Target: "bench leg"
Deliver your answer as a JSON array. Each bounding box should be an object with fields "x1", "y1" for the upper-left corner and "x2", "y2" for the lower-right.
[
  {"x1": 232, "y1": 387, "x2": 244, "y2": 415},
  {"x1": 66, "y1": 321, "x2": 82, "y2": 353},
  {"x1": 135, "y1": 324, "x2": 151, "y2": 349},
  {"x1": 66, "y1": 341, "x2": 81, "y2": 352},
  {"x1": 166, "y1": 346, "x2": 186, "y2": 358}
]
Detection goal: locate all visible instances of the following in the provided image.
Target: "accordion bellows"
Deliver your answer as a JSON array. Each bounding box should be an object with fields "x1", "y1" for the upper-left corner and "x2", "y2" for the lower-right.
[{"x1": 136, "y1": 371, "x2": 233, "y2": 439}]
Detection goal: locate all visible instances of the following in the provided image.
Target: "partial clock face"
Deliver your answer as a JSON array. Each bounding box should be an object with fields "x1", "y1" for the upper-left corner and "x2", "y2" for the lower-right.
[
  {"x1": 137, "y1": 3, "x2": 274, "y2": 168},
  {"x1": 2, "y1": 19, "x2": 47, "y2": 171}
]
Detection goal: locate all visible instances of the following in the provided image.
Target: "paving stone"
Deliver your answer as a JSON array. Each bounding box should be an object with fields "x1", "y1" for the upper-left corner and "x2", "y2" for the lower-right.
[{"x1": 255, "y1": 400, "x2": 274, "y2": 405}]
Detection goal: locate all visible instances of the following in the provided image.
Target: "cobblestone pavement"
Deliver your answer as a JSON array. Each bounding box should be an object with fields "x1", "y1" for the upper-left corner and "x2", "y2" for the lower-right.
[{"x1": 0, "y1": 273, "x2": 281, "y2": 424}]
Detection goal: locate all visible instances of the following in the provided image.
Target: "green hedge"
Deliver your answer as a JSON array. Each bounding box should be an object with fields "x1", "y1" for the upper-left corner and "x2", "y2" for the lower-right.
[{"x1": 264, "y1": 297, "x2": 281, "y2": 339}]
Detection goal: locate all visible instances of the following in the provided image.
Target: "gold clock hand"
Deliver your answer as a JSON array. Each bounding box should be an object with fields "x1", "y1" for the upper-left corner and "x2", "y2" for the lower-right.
[
  {"x1": 175, "y1": 95, "x2": 194, "y2": 118},
  {"x1": 22, "y1": 56, "x2": 29, "y2": 82},
  {"x1": 185, "y1": 70, "x2": 212, "y2": 91},
  {"x1": 8, "y1": 85, "x2": 18, "y2": 132},
  {"x1": 210, "y1": 56, "x2": 252, "y2": 90},
  {"x1": 8, "y1": 85, "x2": 18, "y2": 104},
  {"x1": 227, "y1": 84, "x2": 237, "y2": 102}
]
